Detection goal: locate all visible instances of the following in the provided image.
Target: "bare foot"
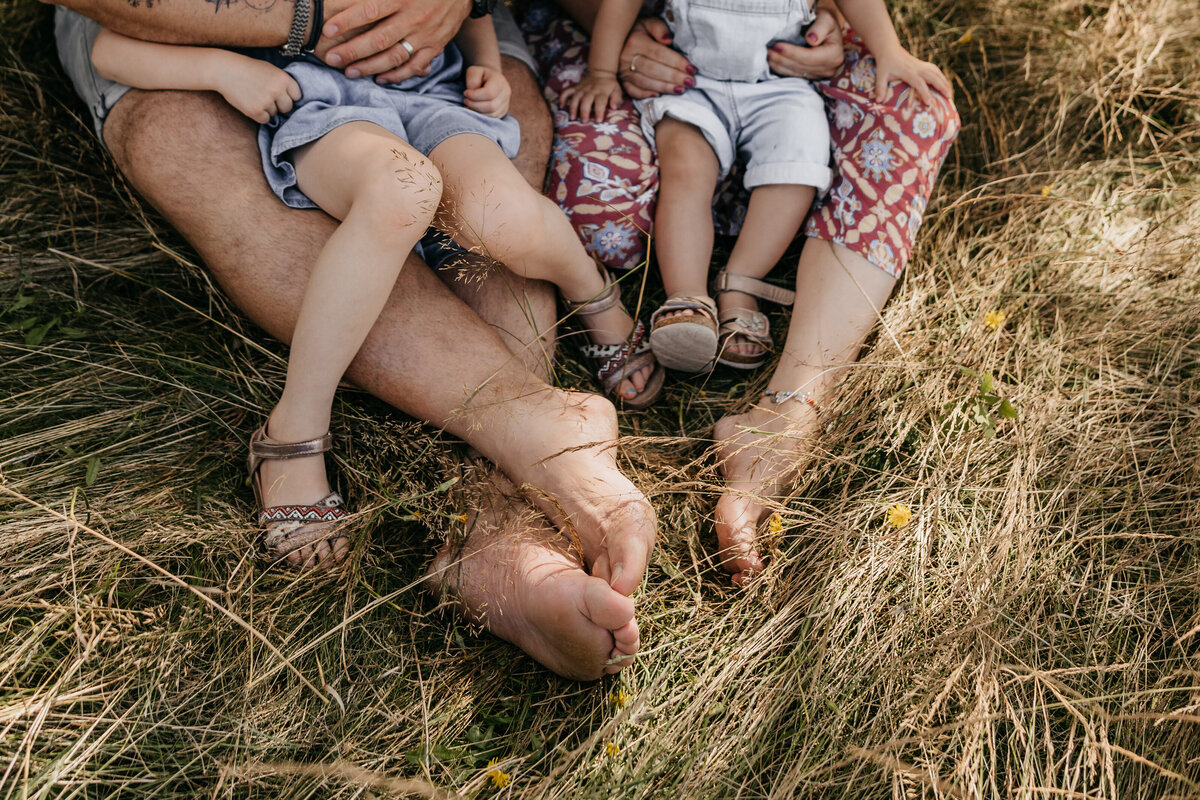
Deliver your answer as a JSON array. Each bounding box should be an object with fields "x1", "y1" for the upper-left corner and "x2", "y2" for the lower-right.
[
  {"x1": 253, "y1": 417, "x2": 351, "y2": 570},
  {"x1": 426, "y1": 470, "x2": 638, "y2": 680},
  {"x1": 712, "y1": 397, "x2": 823, "y2": 584},
  {"x1": 489, "y1": 391, "x2": 657, "y2": 597}
]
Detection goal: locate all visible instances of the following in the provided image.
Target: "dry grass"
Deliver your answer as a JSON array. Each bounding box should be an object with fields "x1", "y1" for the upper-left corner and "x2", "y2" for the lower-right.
[{"x1": 3, "y1": 0, "x2": 1200, "y2": 797}]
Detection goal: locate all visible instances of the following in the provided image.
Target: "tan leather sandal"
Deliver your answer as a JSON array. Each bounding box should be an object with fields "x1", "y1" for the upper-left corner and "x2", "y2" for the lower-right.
[
  {"x1": 648, "y1": 294, "x2": 720, "y2": 373},
  {"x1": 712, "y1": 270, "x2": 796, "y2": 370},
  {"x1": 247, "y1": 426, "x2": 351, "y2": 567},
  {"x1": 565, "y1": 269, "x2": 665, "y2": 411}
]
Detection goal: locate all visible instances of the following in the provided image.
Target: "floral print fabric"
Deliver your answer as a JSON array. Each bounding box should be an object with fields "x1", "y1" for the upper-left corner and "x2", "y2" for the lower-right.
[{"x1": 519, "y1": 4, "x2": 960, "y2": 277}]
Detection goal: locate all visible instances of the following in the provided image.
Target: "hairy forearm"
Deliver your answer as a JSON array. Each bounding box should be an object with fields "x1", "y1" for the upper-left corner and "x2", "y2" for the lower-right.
[{"x1": 45, "y1": 0, "x2": 346, "y2": 48}]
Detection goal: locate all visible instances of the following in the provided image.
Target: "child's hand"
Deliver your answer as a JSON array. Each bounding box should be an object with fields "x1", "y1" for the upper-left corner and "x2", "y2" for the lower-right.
[
  {"x1": 871, "y1": 45, "x2": 953, "y2": 106},
  {"x1": 558, "y1": 71, "x2": 623, "y2": 123},
  {"x1": 214, "y1": 57, "x2": 302, "y2": 124},
  {"x1": 463, "y1": 65, "x2": 511, "y2": 118}
]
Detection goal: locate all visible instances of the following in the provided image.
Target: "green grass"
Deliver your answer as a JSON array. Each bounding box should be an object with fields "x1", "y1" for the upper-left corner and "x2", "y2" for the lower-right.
[{"x1": 3, "y1": 0, "x2": 1200, "y2": 797}]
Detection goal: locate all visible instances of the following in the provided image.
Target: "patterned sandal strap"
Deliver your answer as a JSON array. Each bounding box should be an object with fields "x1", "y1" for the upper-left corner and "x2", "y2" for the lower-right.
[
  {"x1": 259, "y1": 492, "x2": 348, "y2": 557},
  {"x1": 580, "y1": 319, "x2": 652, "y2": 385},
  {"x1": 712, "y1": 270, "x2": 796, "y2": 307}
]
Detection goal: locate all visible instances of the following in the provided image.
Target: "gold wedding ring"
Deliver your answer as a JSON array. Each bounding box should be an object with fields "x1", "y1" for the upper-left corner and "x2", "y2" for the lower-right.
[
  {"x1": 399, "y1": 38, "x2": 415, "y2": 58},
  {"x1": 630, "y1": 53, "x2": 643, "y2": 73}
]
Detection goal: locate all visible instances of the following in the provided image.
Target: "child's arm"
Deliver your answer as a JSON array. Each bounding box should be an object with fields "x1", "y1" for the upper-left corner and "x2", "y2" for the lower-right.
[
  {"x1": 454, "y1": 17, "x2": 511, "y2": 118},
  {"x1": 92, "y1": 28, "x2": 302, "y2": 124},
  {"x1": 557, "y1": 0, "x2": 643, "y2": 123},
  {"x1": 830, "y1": 0, "x2": 952, "y2": 104}
]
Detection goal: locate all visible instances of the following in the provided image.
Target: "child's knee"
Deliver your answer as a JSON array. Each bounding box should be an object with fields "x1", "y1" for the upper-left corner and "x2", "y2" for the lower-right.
[{"x1": 362, "y1": 151, "x2": 443, "y2": 232}]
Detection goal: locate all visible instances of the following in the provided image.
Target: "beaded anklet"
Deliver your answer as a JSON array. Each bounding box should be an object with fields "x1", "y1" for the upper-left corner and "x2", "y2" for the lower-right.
[{"x1": 760, "y1": 389, "x2": 834, "y2": 432}]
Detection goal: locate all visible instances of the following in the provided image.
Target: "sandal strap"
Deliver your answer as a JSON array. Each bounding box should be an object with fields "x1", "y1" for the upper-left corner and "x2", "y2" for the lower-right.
[
  {"x1": 580, "y1": 319, "x2": 652, "y2": 384},
  {"x1": 712, "y1": 270, "x2": 795, "y2": 307},
  {"x1": 650, "y1": 294, "x2": 719, "y2": 329},
  {"x1": 258, "y1": 493, "x2": 347, "y2": 527},
  {"x1": 250, "y1": 430, "x2": 333, "y2": 461},
  {"x1": 564, "y1": 260, "x2": 624, "y2": 317},
  {"x1": 719, "y1": 308, "x2": 772, "y2": 347}
]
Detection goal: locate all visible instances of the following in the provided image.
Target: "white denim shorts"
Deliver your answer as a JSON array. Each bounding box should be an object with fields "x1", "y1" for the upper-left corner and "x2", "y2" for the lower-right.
[{"x1": 636, "y1": 74, "x2": 831, "y2": 191}]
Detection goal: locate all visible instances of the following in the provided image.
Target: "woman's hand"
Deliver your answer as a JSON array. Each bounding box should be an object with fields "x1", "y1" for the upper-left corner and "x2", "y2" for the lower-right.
[
  {"x1": 871, "y1": 45, "x2": 953, "y2": 105},
  {"x1": 559, "y1": 71, "x2": 623, "y2": 122},
  {"x1": 464, "y1": 65, "x2": 512, "y2": 118},
  {"x1": 616, "y1": 17, "x2": 694, "y2": 99},
  {"x1": 767, "y1": 8, "x2": 844, "y2": 80}
]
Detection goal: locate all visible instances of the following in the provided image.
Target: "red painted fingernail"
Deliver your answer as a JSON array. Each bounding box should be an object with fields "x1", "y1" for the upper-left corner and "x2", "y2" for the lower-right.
[
  {"x1": 674, "y1": 85, "x2": 684, "y2": 94},
  {"x1": 686, "y1": 65, "x2": 697, "y2": 75},
  {"x1": 773, "y1": 43, "x2": 785, "y2": 51},
  {"x1": 685, "y1": 77, "x2": 695, "y2": 87}
]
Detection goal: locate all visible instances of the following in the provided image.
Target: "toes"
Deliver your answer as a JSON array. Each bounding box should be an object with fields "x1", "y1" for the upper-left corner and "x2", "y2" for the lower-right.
[
  {"x1": 580, "y1": 577, "x2": 636, "y2": 631},
  {"x1": 611, "y1": 618, "x2": 640, "y2": 656},
  {"x1": 286, "y1": 546, "x2": 307, "y2": 567},
  {"x1": 714, "y1": 494, "x2": 767, "y2": 579}
]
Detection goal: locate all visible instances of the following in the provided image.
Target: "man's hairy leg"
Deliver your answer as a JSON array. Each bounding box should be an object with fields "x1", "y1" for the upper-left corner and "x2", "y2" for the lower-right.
[{"x1": 101, "y1": 89, "x2": 653, "y2": 674}]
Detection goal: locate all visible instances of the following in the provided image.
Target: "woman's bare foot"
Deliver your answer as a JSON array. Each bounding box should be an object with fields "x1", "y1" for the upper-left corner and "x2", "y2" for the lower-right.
[
  {"x1": 488, "y1": 390, "x2": 657, "y2": 597},
  {"x1": 426, "y1": 471, "x2": 638, "y2": 680},
  {"x1": 712, "y1": 396, "x2": 823, "y2": 584},
  {"x1": 254, "y1": 416, "x2": 351, "y2": 570}
]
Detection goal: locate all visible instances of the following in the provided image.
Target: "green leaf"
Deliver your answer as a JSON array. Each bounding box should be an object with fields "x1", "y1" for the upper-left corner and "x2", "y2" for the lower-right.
[
  {"x1": 4, "y1": 292, "x2": 32, "y2": 316},
  {"x1": 25, "y1": 316, "x2": 59, "y2": 346},
  {"x1": 980, "y1": 371, "x2": 995, "y2": 394},
  {"x1": 85, "y1": 456, "x2": 101, "y2": 487},
  {"x1": 998, "y1": 398, "x2": 1018, "y2": 419}
]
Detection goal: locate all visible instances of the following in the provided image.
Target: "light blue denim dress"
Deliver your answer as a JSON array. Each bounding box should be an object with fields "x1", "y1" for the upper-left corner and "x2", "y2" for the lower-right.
[
  {"x1": 636, "y1": 0, "x2": 832, "y2": 191},
  {"x1": 254, "y1": 45, "x2": 521, "y2": 209}
]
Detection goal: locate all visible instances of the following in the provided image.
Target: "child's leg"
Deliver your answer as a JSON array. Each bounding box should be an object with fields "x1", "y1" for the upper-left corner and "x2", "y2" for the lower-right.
[
  {"x1": 654, "y1": 118, "x2": 721, "y2": 306},
  {"x1": 427, "y1": 133, "x2": 654, "y2": 402},
  {"x1": 718, "y1": 184, "x2": 814, "y2": 356},
  {"x1": 261, "y1": 122, "x2": 441, "y2": 514}
]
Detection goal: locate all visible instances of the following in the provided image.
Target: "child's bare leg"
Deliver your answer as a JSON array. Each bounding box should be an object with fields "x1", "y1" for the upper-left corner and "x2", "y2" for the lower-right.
[
  {"x1": 427, "y1": 133, "x2": 653, "y2": 401},
  {"x1": 718, "y1": 184, "x2": 814, "y2": 356},
  {"x1": 260, "y1": 123, "x2": 441, "y2": 564},
  {"x1": 654, "y1": 118, "x2": 720, "y2": 317}
]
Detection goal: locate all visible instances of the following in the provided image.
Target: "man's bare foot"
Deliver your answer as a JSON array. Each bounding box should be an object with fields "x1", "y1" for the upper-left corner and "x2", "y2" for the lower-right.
[
  {"x1": 712, "y1": 397, "x2": 823, "y2": 584},
  {"x1": 485, "y1": 390, "x2": 657, "y2": 597},
  {"x1": 426, "y1": 471, "x2": 638, "y2": 680},
  {"x1": 253, "y1": 416, "x2": 350, "y2": 570}
]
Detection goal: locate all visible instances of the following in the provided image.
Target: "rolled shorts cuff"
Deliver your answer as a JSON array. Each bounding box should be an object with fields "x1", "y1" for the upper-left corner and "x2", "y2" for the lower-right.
[
  {"x1": 635, "y1": 97, "x2": 736, "y2": 178},
  {"x1": 743, "y1": 162, "x2": 833, "y2": 192}
]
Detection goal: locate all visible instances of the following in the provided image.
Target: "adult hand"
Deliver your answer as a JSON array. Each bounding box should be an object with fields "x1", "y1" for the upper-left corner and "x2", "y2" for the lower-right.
[
  {"x1": 316, "y1": 0, "x2": 471, "y2": 82},
  {"x1": 616, "y1": 17, "x2": 694, "y2": 99},
  {"x1": 766, "y1": 8, "x2": 844, "y2": 80}
]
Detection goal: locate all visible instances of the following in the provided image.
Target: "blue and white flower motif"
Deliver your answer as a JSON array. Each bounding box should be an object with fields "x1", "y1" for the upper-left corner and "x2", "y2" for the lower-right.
[
  {"x1": 912, "y1": 110, "x2": 936, "y2": 139},
  {"x1": 858, "y1": 130, "x2": 895, "y2": 182},
  {"x1": 578, "y1": 159, "x2": 636, "y2": 202},
  {"x1": 552, "y1": 136, "x2": 580, "y2": 164},
  {"x1": 593, "y1": 121, "x2": 620, "y2": 136},
  {"x1": 559, "y1": 64, "x2": 585, "y2": 86},
  {"x1": 829, "y1": 177, "x2": 861, "y2": 227},
  {"x1": 833, "y1": 100, "x2": 859, "y2": 131},
  {"x1": 907, "y1": 194, "x2": 926, "y2": 240},
  {"x1": 585, "y1": 220, "x2": 638, "y2": 263},
  {"x1": 867, "y1": 237, "x2": 896, "y2": 273},
  {"x1": 849, "y1": 55, "x2": 876, "y2": 94}
]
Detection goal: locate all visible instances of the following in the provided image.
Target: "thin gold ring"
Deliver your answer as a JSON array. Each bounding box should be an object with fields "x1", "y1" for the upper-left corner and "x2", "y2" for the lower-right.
[{"x1": 630, "y1": 53, "x2": 643, "y2": 73}]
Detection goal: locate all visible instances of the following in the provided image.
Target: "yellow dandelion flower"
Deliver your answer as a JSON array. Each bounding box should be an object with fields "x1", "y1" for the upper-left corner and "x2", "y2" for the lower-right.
[
  {"x1": 767, "y1": 513, "x2": 784, "y2": 533},
  {"x1": 610, "y1": 688, "x2": 631, "y2": 708},
  {"x1": 605, "y1": 742, "x2": 621, "y2": 757},
  {"x1": 1040, "y1": 184, "x2": 1052, "y2": 196},
  {"x1": 456, "y1": 513, "x2": 468, "y2": 523},
  {"x1": 956, "y1": 31, "x2": 972, "y2": 45},
  {"x1": 412, "y1": 511, "x2": 423, "y2": 520},
  {"x1": 486, "y1": 758, "x2": 511, "y2": 789},
  {"x1": 984, "y1": 309, "x2": 1007, "y2": 330},
  {"x1": 886, "y1": 504, "x2": 913, "y2": 529}
]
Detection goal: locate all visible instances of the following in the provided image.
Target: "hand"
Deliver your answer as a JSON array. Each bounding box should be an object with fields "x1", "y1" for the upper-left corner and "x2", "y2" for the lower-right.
[
  {"x1": 766, "y1": 8, "x2": 844, "y2": 80},
  {"x1": 464, "y1": 65, "x2": 511, "y2": 117},
  {"x1": 617, "y1": 17, "x2": 694, "y2": 100},
  {"x1": 558, "y1": 71, "x2": 623, "y2": 122},
  {"x1": 316, "y1": 0, "x2": 470, "y2": 83},
  {"x1": 214, "y1": 57, "x2": 302, "y2": 124},
  {"x1": 871, "y1": 44, "x2": 953, "y2": 105}
]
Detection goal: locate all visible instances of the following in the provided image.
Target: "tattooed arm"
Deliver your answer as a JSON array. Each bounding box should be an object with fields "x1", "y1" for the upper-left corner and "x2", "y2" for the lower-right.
[{"x1": 46, "y1": 0, "x2": 472, "y2": 81}]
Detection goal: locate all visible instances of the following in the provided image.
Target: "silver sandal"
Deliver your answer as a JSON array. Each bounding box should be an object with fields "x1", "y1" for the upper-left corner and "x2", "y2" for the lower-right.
[{"x1": 712, "y1": 270, "x2": 795, "y2": 370}]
